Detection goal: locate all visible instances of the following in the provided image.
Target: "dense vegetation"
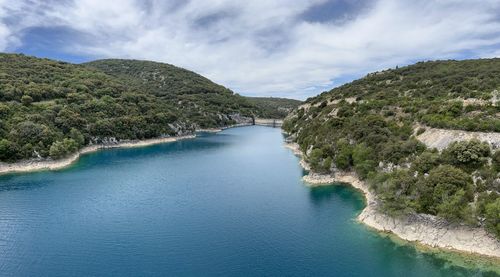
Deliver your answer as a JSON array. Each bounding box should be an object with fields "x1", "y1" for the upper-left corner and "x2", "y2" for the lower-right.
[
  {"x1": 0, "y1": 54, "x2": 291, "y2": 162},
  {"x1": 85, "y1": 59, "x2": 259, "y2": 128},
  {"x1": 283, "y1": 59, "x2": 500, "y2": 238},
  {"x1": 87, "y1": 61, "x2": 301, "y2": 119},
  {"x1": 246, "y1": 97, "x2": 301, "y2": 119}
]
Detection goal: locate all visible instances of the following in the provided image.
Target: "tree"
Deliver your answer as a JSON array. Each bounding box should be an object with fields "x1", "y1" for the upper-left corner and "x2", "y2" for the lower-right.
[
  {"x1": 323, "y1": 156, "x2": 333, "y2": 172},
  {"x1": 49, "y1": 139, "x2": 78, "y2": 159},
  {"x1": 493, "y1": 150, "x2": 500, "y2": 171},
  {"x1": 446, "y1": 101, "x2": 463, "y2": 117},
  {"x1": 21, "y1": 95, "x2": 33, "y2": 106},
  {"x1": 69, "y1": 128, "x2": 85, "y2": 146},
  {"x1": 484, "y1": 198, "x2": 500, "y2": 238},
  {"x1": 352, "y1": 143, "x2": 374, "y2": 165},
  {"x1": 14, "y1": 121, "x2": 57, "y2": 147},
  {"x1": 436, "y1": 189, "x2": 469, "y2": 222},
  {"x1": 308, "y1": 148, "x2": 324, "y2": 172},
  {"x1": 354, "y1": 160, "x2": 377, "y2": 179},
  {"x1": 442, "y1": 139, "x2": 490, "y2": 170},
  {"x1": 0, "y1": 139, "x2": 19, "y2": 161},
  {"x1": 376, "y1": 170, "x2": 417, "y2": 215},
  {"x1": 0, "y1": 103, "x2": 10, "y2": 117},
  {"x1": 417, "y1": 165, "x2": 472, "y2": 215},
  {"x1": 335, "y1": 139, "x2": 352, "y2": 170},
  {"x1": 352, "y1": 144, "x2": 376, "y2": 179},
  {"x1": 55, "y1": 108, "x2": 87, "y2": 133},
  {"x1": 411, "y1": 151, "x2": 440, "y2": 173}
]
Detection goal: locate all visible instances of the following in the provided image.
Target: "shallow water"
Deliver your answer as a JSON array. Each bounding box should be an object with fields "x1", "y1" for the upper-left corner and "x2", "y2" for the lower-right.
[{"x1": 0, "y1": 126, "x2": 497, "y2": 276}]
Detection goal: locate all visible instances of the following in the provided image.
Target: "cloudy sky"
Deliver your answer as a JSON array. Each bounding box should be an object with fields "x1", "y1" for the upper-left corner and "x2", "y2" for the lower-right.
[{"x1": 1, "y1": 0, "x2": 500, "y2": 99}]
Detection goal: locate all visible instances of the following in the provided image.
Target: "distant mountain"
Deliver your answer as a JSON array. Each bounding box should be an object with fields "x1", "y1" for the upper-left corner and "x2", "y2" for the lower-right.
[
  {"x1": 284, "y1": 59, "x2": 500, "y2": 238},
  {"x1": 0, "y1": 54, "x2": 294, "y2": 162}
]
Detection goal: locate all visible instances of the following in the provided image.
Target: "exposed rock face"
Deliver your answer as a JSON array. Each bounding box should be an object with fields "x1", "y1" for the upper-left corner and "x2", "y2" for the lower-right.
[
  {"x1": 417, "y1": 127, "x2": 500, "y2": 150},
  {"x1": 358, "y1": 207, "x2": 500, "y2": 258},
  {"x1": 302, "y1": 173, "x2": 335, "y2": 184},
  {"x1": 228, "y1": 113, "x2": 253, "y2": 125},
  {"x1": 285, "y1": 142, "x2": 500, "y2": 258},
  {"x1": 254, "y1": 118, "x2": 283, "y2": 127},
  {"x1": 284, "y1": 143, "x2": 310, "y2": 170}
]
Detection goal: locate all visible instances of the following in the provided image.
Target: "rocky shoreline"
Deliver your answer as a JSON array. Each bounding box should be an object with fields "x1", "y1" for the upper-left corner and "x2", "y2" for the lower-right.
[
  {"x1": 196, "y1": 123, "x2": 253, "y2": 133},
  {"x1": 285, "y1": 142, "x2": 500, "y2": 259},
  {"x1": 0, "y1": 122, "x2": 263, "y2": 175},
  {"x1": 0, "y1": 135, "x2": 195, "y2": 175}
]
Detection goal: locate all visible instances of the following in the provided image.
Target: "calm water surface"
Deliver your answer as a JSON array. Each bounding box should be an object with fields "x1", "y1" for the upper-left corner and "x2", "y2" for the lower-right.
[{"x1": 0, "y1": 126, "x2": 498, "y2": 276}]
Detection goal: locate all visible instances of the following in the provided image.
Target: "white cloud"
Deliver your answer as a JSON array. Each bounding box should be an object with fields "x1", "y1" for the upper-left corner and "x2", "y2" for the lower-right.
[
  {"x1": 0, "y1": 0, "x2": 15, "y2": 50},
  {"x1": 1, "y1": 0, "x2": 500, "y2": 99}
]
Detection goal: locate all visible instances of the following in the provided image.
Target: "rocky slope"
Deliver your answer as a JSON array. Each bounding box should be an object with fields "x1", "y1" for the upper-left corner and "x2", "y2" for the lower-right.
[
  {"x1": 416, "y1": 126, "x2": 500, "y2": 150},
  {"x1": 287, "y1": 141, "x2": 500, "y2": 258},
  {"x1": 283, "y1": 58, "x2": 500, "y2": 256},
  {"x1": 358, "y1": 203, "x2": 500, "y2": 258}
]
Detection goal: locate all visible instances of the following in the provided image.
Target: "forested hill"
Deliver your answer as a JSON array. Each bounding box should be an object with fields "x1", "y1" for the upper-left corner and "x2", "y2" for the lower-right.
[
  {"x1": 283, "y1": 59, "x2": 500, "y2": 238},
  {"x1": 85, "y1": 60, "x2": 301, "y2": 119},
  {"x1": 84, "y1": 59, "x2": 257, "y2": 127},
  {"x1": 246, "y1": 97, "x2": 302, "y2": 119},
  {"x1": 303, "y1": 59, "x2": 500, "y2": 132},
  {"x1": 84, "y1": 59, "x2": 234, "y2": 96},
  {"x1": 0, "y1": 54, "x2": 293, "y2": 162}
]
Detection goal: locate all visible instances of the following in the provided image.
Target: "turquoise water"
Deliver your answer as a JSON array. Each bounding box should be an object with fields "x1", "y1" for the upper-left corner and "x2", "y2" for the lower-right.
[{"x1": 0, "y1": 126, "x2": 497, "y2": 276}]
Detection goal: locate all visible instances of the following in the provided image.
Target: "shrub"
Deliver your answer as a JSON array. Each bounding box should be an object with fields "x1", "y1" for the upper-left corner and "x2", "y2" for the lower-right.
[
  {"x1": 69, "y1": 128, "x2": 85, "y2": 146},
  {"x1": 335, "y1": 145, "x2": 352, "y2": 170},
  {"x1": 21, "y1": 95, "x2": 33, "y2": 106},
  {"x1": 49, "y1": 139, "x2": 78, "y2": 159},
  {"x1": 436, "y1": 189, "x2": 470, "y2": 222},
  {"x1": 416, "y1": 165, "x2": 472, "y2": 215},
  {"x1": 416, "y1": 127, "x2": 426, "y2": 136},
  {"x1": 0, "y1": 139, "x2": 19, "y2": 161},
  {"x1": 411, "y1": 151, "x2": 440, "y2": 173},
  {"x1": 484, "y1": 198, "x2": 500, "y2": 238},
  {"x1": 441, "y1": 139, "x2": 490, "y2": 170},
  {"x1": 493, "y1": 150, "x2": 500, "y2": 171}
]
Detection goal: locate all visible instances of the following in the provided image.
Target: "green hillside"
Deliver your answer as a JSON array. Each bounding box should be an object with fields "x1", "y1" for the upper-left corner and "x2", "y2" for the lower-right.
[
  {"x1": 246, "y1": 97, "x2": 301, "y2": 119},
  {"x1": 86, "y1": 60, "x2": 300, "y2": 120},
  {"x1": 0, "y1": 54, "x2": 289, "y2": 163},
  {"x1": 85, "y1": 59, "x2": 233, "y2": 96},
  {"x1": 84, "y1": 59, "x2": 257, "y2": 128},
  {"x1": 283, "y1": 59, "x2": 500, "y2": 238}
]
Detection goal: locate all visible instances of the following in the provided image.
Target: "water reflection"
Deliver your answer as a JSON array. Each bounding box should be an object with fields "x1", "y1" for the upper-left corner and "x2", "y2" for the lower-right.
[
  {"x1": 0, "y1": 135, "x2": 230, "y2": 192},
  {"x1": 308, "y1": 184, "x2": 365, "y2": 211},
  {"x1": 0, "y1": 127, "x2": 497, "y2": 276}
]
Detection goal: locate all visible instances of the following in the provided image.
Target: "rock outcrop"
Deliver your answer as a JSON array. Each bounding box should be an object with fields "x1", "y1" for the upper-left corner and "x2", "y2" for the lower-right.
[
  {"x1": 285, "y1": 142, "x2": 500, "y2": 259},
  {"x1": 417, "y1": 127, "x2": 500, "y2": 150},
  {"x1": 359, "y1": 205, "x2": 500, "y2": 258}
]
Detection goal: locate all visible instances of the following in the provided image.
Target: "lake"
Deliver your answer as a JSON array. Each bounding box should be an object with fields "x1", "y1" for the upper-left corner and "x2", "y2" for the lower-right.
[{"x1": 0, "y1": 126, "x2": 497, "y2": 276}]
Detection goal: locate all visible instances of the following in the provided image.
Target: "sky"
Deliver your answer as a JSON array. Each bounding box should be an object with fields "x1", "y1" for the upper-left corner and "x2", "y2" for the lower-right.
[{"x1": 1, "y1": 0, "x2": 500, "y2": 100}]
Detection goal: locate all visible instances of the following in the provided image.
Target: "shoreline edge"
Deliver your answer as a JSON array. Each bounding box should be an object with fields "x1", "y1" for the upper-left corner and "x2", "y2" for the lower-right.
[
  {"x1": 0, "y1": 123, "x2": 261, "y2": 175},
  {"x1": 284, "y1": 142, "x2": 500, "y2": 260}
]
